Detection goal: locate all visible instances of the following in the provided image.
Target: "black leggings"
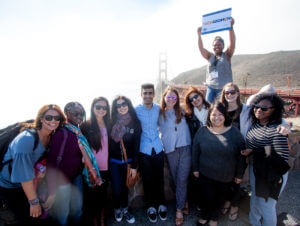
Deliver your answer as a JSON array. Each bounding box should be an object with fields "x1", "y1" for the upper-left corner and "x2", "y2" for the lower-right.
[{"x1": 197, "y1": 174, "x2": 231, "y2": 221}]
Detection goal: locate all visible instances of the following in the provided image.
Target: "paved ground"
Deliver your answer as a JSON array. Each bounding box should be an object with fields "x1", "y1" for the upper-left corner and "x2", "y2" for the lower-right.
[
  {"x1": 106, "y1": 170, "x2": 300, "y2": 226},
  {"x1": 1, "y1": 171, "x2": 299, "y2": 226}
]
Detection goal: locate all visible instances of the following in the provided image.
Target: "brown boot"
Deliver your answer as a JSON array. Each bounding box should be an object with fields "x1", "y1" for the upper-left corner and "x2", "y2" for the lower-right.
[{"x1": 100, "y1": 208, "x2": 107, "y2": 226}]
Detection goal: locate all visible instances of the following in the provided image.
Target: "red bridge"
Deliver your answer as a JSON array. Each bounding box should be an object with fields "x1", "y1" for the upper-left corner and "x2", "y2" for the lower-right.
[{"x1": 171, "y1": 85, "x2": 300, "y2": 117}]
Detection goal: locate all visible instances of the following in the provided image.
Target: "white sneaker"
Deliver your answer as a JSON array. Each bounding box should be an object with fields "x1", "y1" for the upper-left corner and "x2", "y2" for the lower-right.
[
  {"x1": 122, "y1": 207, "x2": 135, "y2": 224},
  {"x1": 147, "y1": 206, "x2": 158, "y2": 223},
  {"x1": 158, "y1": 205, "x2": 167, "y2": 221},
  {"x1": 114, "y1": 208, "x2": 123, "y2": 222}
]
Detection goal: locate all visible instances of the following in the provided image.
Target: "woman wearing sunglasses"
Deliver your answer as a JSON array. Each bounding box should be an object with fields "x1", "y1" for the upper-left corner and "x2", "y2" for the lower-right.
[
  {"x1": 159, "y1": 87, "x2": 191, "y2": 226},
  {"x1": 183, "y1": 86, "x2": 210, "y2": 212},
  {"x1": 0, "y1": 104, "x2": 65, "y2": 225},
  {"x1": 219, "y1": 83, "x2": 252, "y2": 220},
  {"x1": 80, "y1": 97, "x2": 110, "y2": 226},
  {"x1": 245, "y1": 93, "x2": 290, "y2": 226},
  {"x1": 192, "y1": 102, "x2": 246, "y2": 226},
  {"x1": 45, "y1": 102, "x2": 102, "y2": 226},
  {"x1": 109, "y1": 96, "x2": 141, "y2": 224}
]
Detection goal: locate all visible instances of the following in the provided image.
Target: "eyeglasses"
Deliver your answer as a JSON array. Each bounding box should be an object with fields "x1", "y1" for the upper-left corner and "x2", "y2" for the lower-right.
[
  {"x1": 254, "y1": 105, "x2": 274, "y2": 112},
  {"x1": 143, "y1": 91, "x2": 153, "y2": 95},
  {"x1": 224, "y1": 90, "x2": 237, "y2": 96},
  {"x1": 116, "y1": 102, "x2": 128, "y2": 109},
  {"x1": 94, "y1": 105, "x2": 108, "y2": 111},
  {"x1": 44, "y1": 115, "x2": 61, "y2": 121},
  {"x1": 166, "y1": 95, "x2": 177, "y2": 100},
  {"x1": 189, "y1": 94, "x2": 199, "y2": 102}
]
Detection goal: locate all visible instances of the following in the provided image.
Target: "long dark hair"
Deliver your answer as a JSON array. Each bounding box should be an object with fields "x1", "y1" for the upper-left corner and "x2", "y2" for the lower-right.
[
  {"x1": 81, "y1": 97, "x2": 110, "y2": 152},
  {"x1": 249, "y1": 93, "x2": 284, "y2": 125},
  {"x1": 184, "y1": 86, "x2": 210, "y2": 120},
  {"x1": 111, "y1": 95, "x2": 141, "y2": 128},
  {"x1": 160, "y1": 86, "x2": 182, "y2": 124}
]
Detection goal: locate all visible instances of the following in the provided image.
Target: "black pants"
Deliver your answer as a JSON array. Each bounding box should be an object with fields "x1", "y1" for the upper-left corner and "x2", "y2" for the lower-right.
[
  {"x1": 228, "y1": 182, "x2": 241, "y2": 207},
  {"x1": 139, "y1": 151, "x2": 165, "y2": 208},
  {"x1": 82, "y1": 171, "x2": 109, "y2": 225},
  {"x1": 197, "y1": 174, "x2": 231, "y2": 221},
  {"x1": 0, "y1": 186, "x2": 41, "y2": 226}
]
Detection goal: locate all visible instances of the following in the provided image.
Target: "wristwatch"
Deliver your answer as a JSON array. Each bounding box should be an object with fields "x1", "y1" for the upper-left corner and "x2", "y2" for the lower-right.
[{"x1": 28, "y1": 198, "x2": 40, "y2": 206}]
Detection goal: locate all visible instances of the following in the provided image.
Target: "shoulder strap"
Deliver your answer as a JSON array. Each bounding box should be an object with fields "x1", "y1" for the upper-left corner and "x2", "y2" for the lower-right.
[
  {"x1": 56, "y1": 128, "x2": 68, "y2": 167},
  {"x1": 26, "y1": 128, "x2": 39, "y2": 150},
  {"x1": 120, "y1": 139, "x2": 128, "y2": 164}
]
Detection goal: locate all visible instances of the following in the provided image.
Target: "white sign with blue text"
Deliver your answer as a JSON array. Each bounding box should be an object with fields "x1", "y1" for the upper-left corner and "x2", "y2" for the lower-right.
[{"x1": 202, "y1": 8, "x2": 232, "y2": 35}]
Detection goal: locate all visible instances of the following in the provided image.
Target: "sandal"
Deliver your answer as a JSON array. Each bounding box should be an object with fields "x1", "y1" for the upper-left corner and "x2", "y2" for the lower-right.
[
  {"x1": 175, "y1": 210, "x2": 184, "y2": 226},
  {"x1": 182, "y1": 202, "x2": 189, "y2": 215}
]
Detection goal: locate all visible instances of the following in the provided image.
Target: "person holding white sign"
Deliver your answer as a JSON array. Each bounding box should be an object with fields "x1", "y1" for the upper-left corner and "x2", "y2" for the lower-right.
[{"x1": 197, "y1": 18, "x2": 235, "y2": 104}]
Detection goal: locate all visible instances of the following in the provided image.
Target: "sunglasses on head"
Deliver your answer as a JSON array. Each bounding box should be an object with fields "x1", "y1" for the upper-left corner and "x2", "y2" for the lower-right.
[
  {"x1": 94, "y1": 105, "x2": 108, "y2": 111},
  {"x1": 44, "y1": 115, "x2": 61, "y2": 122},
  {"x1": 254, "y1": 105, "x2": 274, "y2": 111},
  {"x1": 116, "y1": 102, "x2": 128, "y2": 109},
  {"x1": 189, "y1": 94, "x2": 199, "y2": 102},
  {"x1": 166, "y1": 95, "x2": 177, "y2": 101},
  {"x1": 225, "y1": 90, "x2": 237, "y2": 95}
]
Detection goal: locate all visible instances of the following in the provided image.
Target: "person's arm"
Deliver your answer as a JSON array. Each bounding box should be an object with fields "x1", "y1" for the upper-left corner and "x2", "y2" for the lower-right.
[
  {"x1": 21, "y1": 180, "x2": 42, "y2": 218},
  {"x1": 197, "y1": 27, "x2": 212, "y2": 60},
  {"x1": 131, "y1": 122, "x2": 141, "y2": 170},
  {"x1": 234, "y1": 129, "x2": 247, "y2": 180},
  {"x1": 225, "y1": 18, "x2": 235, "y2": 62},
  {"x1": 192, "y1": 129, "x2": 202, "y2": 177}
]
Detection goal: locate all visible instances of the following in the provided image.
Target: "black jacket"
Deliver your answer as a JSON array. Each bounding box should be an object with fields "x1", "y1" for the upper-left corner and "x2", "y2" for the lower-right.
[
  {"x1": 109, "y1": 120, "x2": 141, "y2": 169},
  {"x1": 186, "y1": 114, "x2": 202, "y2": 141},
  {"x1": 253, "y1": 148, "x2": 290, "y2": 201}
]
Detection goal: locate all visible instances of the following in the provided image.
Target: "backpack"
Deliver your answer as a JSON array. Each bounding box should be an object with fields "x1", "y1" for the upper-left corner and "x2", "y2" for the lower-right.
[{"x1": 0, "y1": 120, "x2": 39, "y2": 171}]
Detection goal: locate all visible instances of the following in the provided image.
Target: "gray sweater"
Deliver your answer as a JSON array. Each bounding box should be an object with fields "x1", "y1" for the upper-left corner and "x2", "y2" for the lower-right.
[{"x1": 192, "y1": 126, "x2": 246, "y2": 182}]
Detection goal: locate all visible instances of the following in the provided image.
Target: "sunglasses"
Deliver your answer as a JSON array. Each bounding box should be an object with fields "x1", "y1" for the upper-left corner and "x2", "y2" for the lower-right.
[
  {"x1": 143, "y1": 91, "x2": 153, "y2": 95},
  {"x1": 189, "y1": 94, "x2": 199, "y2": 102},
  {"x1": 95, "y1": 105, "x2": 108, "y2": 111},
  {"x1": 44, "y1": 115, "x2": 61, "y2": 121},
  {"x1": 225, "y1": 90, "x2": 237, "y2": 95},
  {"x1": 166, "y1": 95, "x2": 177, "y2": 101},
  {"x1": 254, "y1": 105, "x2": 274, "y2": 111},
  {"x1": 116, "y1": 102, "x2": 128, "y2": 109},
  {"x1": 70, "y1": 111, "x2": 84, "y2": 117}
]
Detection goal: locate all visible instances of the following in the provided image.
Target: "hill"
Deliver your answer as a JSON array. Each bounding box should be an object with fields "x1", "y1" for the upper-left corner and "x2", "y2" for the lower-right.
[{"x1": 171, "y1": 50, "x2": 300, "y2": 89}]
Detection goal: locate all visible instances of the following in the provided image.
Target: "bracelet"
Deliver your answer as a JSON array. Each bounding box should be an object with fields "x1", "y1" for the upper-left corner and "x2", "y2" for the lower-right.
[{"x1": 28, "y1": 198, "x2": 39, "y2": 206}]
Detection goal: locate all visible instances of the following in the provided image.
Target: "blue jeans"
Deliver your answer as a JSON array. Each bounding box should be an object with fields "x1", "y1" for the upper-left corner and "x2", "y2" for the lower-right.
[
  {"x1": 110, "y1": 162, "x2": 128, "y2": 208},
  {"x1": 205, "y1": 86, "x2": 222, "y2": 104},
  {"x1": 50, "y1": 175, "x2": 83, "y2": 226},
  {"x1": 249, "y1": 164, "x2": 288, "y2": 226}
]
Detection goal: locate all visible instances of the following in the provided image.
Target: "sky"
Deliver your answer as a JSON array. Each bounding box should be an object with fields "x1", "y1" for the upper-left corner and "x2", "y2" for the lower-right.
[{"x1": 0, "y1": 0, "x2": 299, "y2": 127}]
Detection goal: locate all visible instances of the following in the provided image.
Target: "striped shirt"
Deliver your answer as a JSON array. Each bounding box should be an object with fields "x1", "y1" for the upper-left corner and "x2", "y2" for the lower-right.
[{"x1": 246, "y1": 122, "x2": 289, "y2": 162}]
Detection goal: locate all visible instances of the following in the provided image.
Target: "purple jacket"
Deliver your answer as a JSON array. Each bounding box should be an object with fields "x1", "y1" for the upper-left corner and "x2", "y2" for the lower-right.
[{"x1": 46, "y1": 128, "x2": 83, "y2": 195}]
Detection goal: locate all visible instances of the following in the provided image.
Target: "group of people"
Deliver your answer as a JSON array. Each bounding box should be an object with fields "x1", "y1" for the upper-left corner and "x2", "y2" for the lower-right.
[{"x1": 0, "y1": 17, "x2": 291, "y2": 226}]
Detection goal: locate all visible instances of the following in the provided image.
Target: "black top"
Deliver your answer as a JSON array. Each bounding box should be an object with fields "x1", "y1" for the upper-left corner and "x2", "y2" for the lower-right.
[
  {"x1": 109, "y1": 120, "x2": 141, "y2": 169},
  {"x1": 192, "y1": 126, "x2": 246, "y2": 182},
  {"x1": 186, "y1": 113, "x2": 202, "y2": 142}
]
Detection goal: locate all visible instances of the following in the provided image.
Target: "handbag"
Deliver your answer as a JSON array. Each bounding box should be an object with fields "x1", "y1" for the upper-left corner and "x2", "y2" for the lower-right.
[{"x1": 120, "y1": 139, "x2": 139, "y2": 187}]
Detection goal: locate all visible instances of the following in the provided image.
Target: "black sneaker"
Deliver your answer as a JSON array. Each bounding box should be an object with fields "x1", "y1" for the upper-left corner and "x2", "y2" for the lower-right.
[
  {"x1": 158, "y1": 205, "x2": 167, "y2": 221},
  {"x1": 114, "y1": 208, "x2": 123, "y2": 222},
  {"x1": 147, "y1": 207, "x2": 157, "y2": 223},
  {"x1": 122, "y1": 207, "x2": 135, "y2": 224}
]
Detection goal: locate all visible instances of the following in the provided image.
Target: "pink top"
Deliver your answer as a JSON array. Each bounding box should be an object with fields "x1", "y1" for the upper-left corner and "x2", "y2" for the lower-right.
[{"x1": 93, "y1": 128, "x2": 109, "y2": 171}]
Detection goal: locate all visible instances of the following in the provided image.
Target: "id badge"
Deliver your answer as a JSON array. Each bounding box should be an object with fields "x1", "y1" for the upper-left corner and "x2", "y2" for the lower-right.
[{"x1": 210, "y1": 71, "x2": 218, "y2": 79}]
